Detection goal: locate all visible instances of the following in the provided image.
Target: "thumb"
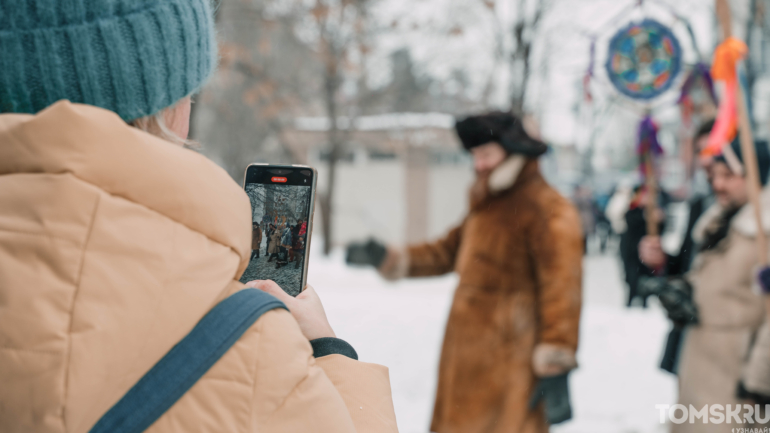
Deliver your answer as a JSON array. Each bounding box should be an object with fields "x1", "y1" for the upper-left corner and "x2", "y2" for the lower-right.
[
  {"x1": 296, "y1": 284, "x2": 320, "y2": 302},
  {"x1": 245, "y1": 280, "x2": 294, "y2": 305}
]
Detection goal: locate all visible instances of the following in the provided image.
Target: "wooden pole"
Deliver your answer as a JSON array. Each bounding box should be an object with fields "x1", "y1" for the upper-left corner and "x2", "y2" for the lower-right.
[
  {"x1": 715, "y1": 0, "x2": 768, "y2": 266},
  {"x1": 737, "y1": 81, "x2": 769, "y2": 264},
  {"x1": 644, "y1": 153, "x2": 659, "y2": 237},
  {"x1": 715, "y1": 0, "x2": 733, "y2": 39}
]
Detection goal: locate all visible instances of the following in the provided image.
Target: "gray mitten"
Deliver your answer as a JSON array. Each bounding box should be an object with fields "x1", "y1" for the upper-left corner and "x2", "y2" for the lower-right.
[{"x1": 345, "y1": 239, "x2": 387, "y2": 268}]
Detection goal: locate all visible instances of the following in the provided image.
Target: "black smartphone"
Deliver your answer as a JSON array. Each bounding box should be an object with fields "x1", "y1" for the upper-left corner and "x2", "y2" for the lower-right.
[{"x1": 240, "y1": 164, "x2": 317, "y2": 296}]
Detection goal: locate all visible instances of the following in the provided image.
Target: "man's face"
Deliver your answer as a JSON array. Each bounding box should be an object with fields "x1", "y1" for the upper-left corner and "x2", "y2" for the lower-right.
[
  {"x1": 710, "y1": 162, "x2": 749, "y2": 209},
  {"x1": 471, "y1": 142, "x2": 507, "y2": 175},
  {"x1": 695, "y1": 135, "x2": 713, "y2": 170}
]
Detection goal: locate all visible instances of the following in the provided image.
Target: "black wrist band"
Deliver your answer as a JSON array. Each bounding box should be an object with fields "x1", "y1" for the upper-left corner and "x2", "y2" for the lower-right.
[{"x1": 310, "y1": 337, "x2": 359, "y2": 360}]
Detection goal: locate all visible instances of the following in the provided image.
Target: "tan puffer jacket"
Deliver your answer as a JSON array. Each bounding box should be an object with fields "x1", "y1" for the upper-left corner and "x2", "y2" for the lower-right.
[{"x1": 0, "y1": 101, "x2": 398, "y2": 433}]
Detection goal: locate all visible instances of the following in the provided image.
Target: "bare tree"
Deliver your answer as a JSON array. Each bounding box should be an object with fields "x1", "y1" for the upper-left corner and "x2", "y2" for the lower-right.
[
  {"x1": 267, "y1": 0, "x2": 373, "y2": 254},
  {"x1": 193, "y1": 0, "x2": 323, "y2": 181},
  {"x1": 509, "y1": 0, "x2": 548, "y2": 115}
]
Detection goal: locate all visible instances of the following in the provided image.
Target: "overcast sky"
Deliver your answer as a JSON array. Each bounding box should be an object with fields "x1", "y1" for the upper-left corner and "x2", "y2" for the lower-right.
[{"x1": 366, "y1": 0, "x2": 752, "y2": 148}]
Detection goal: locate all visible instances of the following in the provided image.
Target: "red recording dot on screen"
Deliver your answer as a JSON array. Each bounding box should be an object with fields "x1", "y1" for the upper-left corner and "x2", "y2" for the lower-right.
[{"x1": 271, "y1": 177, "x2": 288, "y2": 183}]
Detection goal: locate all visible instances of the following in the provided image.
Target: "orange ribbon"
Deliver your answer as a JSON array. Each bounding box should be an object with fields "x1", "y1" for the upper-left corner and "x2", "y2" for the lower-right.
[{"x1": 702, "y1": 37, "x2": 749, "y2": 157}]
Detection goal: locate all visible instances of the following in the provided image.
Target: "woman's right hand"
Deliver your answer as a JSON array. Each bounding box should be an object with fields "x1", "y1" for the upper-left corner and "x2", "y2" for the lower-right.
[{"x1": 244, "y1": 281, "x2": 336, "y2": 341}]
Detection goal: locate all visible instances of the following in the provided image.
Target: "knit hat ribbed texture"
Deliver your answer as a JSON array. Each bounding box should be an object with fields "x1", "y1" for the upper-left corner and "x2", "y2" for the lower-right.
[{"x1": 0, "y1": 0, "x2": 217, "y2": 121}]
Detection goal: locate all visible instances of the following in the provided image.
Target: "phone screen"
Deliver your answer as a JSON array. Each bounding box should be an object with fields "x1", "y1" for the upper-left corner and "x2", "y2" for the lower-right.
[{"x1": 240, "y1": 165, "x2": 315, "y2": 296}]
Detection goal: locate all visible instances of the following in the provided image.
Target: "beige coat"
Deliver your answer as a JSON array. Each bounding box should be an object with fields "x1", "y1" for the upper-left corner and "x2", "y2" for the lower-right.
[
  {"x1": 0, "y1": 101, "x2": 398, "y2": 433},
  {"x1": 381, "y1": 156, "x2": 583, "y2": 433},
  {"x1": 269, "y1": 230, "x2": 282, "y2": 254},
  {"x1": 674, "y1": 188, "x2": 770, "y2": 433}
]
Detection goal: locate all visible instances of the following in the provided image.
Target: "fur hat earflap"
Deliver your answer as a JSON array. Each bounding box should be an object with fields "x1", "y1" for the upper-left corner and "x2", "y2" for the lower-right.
[{"x1": 454, "y1": 111, "x2": 548, "y2": 157}]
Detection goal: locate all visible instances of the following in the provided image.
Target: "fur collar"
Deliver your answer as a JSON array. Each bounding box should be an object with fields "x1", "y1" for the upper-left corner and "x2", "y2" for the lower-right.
[
  {"x1": 489, "y1": 155, "x2": 527, "y2": 194},
  {"x1": 731, "y1": 186, "x2": 770, "y2": 237},
  {"x1": 691, "y1": 201, "x2": 724, "y2": 245},
  {"x1": 692, "y1": 186, "x2": 770, "y2": 243},
  {"x1": 469, "y1": 155, "x2": 533, "y2": 210}
]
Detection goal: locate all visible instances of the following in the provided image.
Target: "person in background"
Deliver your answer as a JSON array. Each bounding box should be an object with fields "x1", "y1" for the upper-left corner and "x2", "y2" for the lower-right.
[
  {"x1": 619, "y1": 184, "x2": 669, "y2": 307},
  {"x1": 267, "y1": 224, "x2": 281, "y2": 263},
  {"x1": 637, "y1": 120, "x2": 715, "y2": 373},
  {"x1": 643, "y1": 138, "x2": 770, "y2": 433},
  {"x1": 593, "y1": 187, "x2": 614, "y2": 253},
  {"x1": 347, "y1": 112, "x2": 583, "y2": 433},
  {"x1": 295, "y1": 236, "x2": 306, "y2": 270},
  {"x1": 291, "y1": 223, "x2": 302, "y2": 267},
  {"x1": 275, "y1": 224, "x2": 292, "y2": 269},
  {"x1": 262, "y1": 221, "x2": 270, "y2": 253},
  {"x1": 299, "y1": 218, "x2": 308, "y2": 236},
  {"x1": 639, "y1": 120, "x2": 716, "y2": 276},
  {"x1": 251, "y1": 221, "x2": 263, "y2": 260},
  {"x1": 573, "y1": 184, "x2": 597, "y2": 253},
  {"x1": 0, "y1": 1, "x2": 397, "y2": 431},
  {"x1": 606, "y1": 180, "x2": 635, "y2": 238}
]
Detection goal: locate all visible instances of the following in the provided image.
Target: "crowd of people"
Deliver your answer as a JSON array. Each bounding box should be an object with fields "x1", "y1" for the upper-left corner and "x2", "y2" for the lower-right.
[
  {"x1": 569, "y1": 119, "x2": 770, "y2": 432},
  {"x1": 2, "y1": 1, "x2": 770, "y2": 433},
  {"x1": 252, "y1": 218, "x2": 308, "y2": 270}
]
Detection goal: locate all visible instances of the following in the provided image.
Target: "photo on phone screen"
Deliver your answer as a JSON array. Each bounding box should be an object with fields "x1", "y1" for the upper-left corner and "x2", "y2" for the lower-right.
[{"x1": 239, "y1": 167, "x2": 315, "y2": 296}]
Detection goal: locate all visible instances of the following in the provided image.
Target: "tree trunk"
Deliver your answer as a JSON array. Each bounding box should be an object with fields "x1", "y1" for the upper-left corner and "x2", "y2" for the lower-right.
[
  {"x1": 509, "y1": 0, "x2": 543, "y2": 115},
  {"x1": 320, "y1": 49, "x2": 341, "y2": 256}
]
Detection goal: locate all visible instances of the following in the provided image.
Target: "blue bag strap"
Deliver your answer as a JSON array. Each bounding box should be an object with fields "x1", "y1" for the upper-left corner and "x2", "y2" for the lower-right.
[{"x1": 89, "y1": 289, "x2": 287, "y2": 433}]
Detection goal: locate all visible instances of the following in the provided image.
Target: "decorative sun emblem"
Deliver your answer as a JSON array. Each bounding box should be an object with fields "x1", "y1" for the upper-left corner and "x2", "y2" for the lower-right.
[{"x1": 606, "y1": 19, "x2": 682, "y2": 100}]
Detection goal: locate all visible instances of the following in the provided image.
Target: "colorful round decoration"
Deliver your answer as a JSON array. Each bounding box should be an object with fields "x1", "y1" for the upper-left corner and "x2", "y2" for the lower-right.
[{"x1": 605, "y1": 19, "x2": 682, "y2": 100}]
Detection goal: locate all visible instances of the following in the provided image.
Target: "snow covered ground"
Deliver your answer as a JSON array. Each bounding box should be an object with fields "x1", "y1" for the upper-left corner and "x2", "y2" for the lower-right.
[{"x1": 306, "y1": 242, "x2": 677, "y2": 433}]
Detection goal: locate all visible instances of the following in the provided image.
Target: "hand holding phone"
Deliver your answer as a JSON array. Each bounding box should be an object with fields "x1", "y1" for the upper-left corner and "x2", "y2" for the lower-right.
[{"x1": 245, "y1": 280, "x2": 335, "y2": 340}]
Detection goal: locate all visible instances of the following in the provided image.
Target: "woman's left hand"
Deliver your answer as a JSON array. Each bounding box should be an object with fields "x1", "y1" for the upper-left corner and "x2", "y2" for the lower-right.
[{"x1": 244, "y1": 281, "x2": 336, "y2": 341}]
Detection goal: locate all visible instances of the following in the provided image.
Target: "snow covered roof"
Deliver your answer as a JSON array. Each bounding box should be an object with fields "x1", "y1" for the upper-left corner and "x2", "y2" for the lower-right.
[{"x1": 294, "y1": 112, "x2": 456, "y2": 132}]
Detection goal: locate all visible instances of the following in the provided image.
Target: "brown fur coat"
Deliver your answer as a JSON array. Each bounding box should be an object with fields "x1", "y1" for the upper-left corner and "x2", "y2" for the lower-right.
[
  {"x1": 251, "y1": 225, "x2": 262, "y2": 250},
  {"x1": 381, "y1": 156, "x2": 583, "y2": 433}
]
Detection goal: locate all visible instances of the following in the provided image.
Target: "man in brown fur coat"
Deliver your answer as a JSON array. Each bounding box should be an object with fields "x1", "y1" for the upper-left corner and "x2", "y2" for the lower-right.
[{"x1": 347, "y1": 112, "x2": 584, "y2": 433}]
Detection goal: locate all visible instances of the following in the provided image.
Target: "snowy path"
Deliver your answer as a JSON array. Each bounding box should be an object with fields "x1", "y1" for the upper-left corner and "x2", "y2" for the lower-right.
[
  {"x1": 307, "y1": 246, "x2": 676, "y2": 433},
  {"x1": 240, "y1": 253, "x2": 304, "y2": 296}
]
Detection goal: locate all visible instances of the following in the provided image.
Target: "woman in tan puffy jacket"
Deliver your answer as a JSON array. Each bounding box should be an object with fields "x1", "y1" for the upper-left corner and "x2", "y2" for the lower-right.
[{"x1": 0, "y1": 1, "x2": 397, "y2": 432}]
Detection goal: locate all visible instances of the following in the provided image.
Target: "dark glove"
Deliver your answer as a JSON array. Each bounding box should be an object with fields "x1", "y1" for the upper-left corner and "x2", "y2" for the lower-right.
[
  {"x1": 637, "y1": 276, "x2": 667, "y2": 299},
  {"x1": 758, "y1": 266, "x2": 770, "y2": 295},
  {"x1": 529, "y1": 373, "x2": 572, "y2": 425},
  {"x1": 657, "y1": 278, "x2": 699, "y2": 324},
  {"x1": 639, "y1": 276, "x2": 699, "y2": 324},
  {"x1": 345, "y1": 239, "x2": 388, "y2": 268},
  {"x1": 737, "y1": 381, "x2": 770, "y2": 405},
  {"x1": 660, "y1": 324, "x2": 685, "y2": 374}
]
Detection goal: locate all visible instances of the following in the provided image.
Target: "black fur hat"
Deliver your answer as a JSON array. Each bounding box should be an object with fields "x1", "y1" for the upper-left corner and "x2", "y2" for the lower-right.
[{"x1": 454, "y1": 111, "x2": 548, "y2": 157}]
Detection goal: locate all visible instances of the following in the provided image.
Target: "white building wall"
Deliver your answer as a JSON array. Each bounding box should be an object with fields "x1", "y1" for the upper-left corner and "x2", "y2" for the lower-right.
[
  {"x1": 310, "y1": 145, "x2": 475, "y2": 247},
  {"x1": 427, "y1": 165, "x2": 474, "y2": 240},
  {"x1": 313, "y1": 156, "x2": 406, "y2": 246}
]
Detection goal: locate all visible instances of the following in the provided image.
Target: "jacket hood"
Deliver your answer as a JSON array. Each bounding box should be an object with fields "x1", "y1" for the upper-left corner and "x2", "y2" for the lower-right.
[{"x1": 0, "y1": 101, "x2": 252, "y2": 274}]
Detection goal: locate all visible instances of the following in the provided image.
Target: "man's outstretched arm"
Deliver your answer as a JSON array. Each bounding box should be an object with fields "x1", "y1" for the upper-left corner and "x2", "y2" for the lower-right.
[{"x1": 376, "y1": 224, "x2": 464, "y2": 280}]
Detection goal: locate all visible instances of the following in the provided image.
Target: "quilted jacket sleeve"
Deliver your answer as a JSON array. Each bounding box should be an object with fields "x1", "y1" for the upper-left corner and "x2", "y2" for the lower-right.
[
  {"x1": 315, "y1": 355, "x2": 399, "y2": 433},
  {"x1": 255, "y1": 310, "x2": 398, "y2": 433}
]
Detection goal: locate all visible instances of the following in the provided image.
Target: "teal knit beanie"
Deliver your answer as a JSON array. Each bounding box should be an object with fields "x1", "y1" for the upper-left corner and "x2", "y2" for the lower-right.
[{"x1": 0, "y1": 0, "x2": 217, "y2": 121}]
